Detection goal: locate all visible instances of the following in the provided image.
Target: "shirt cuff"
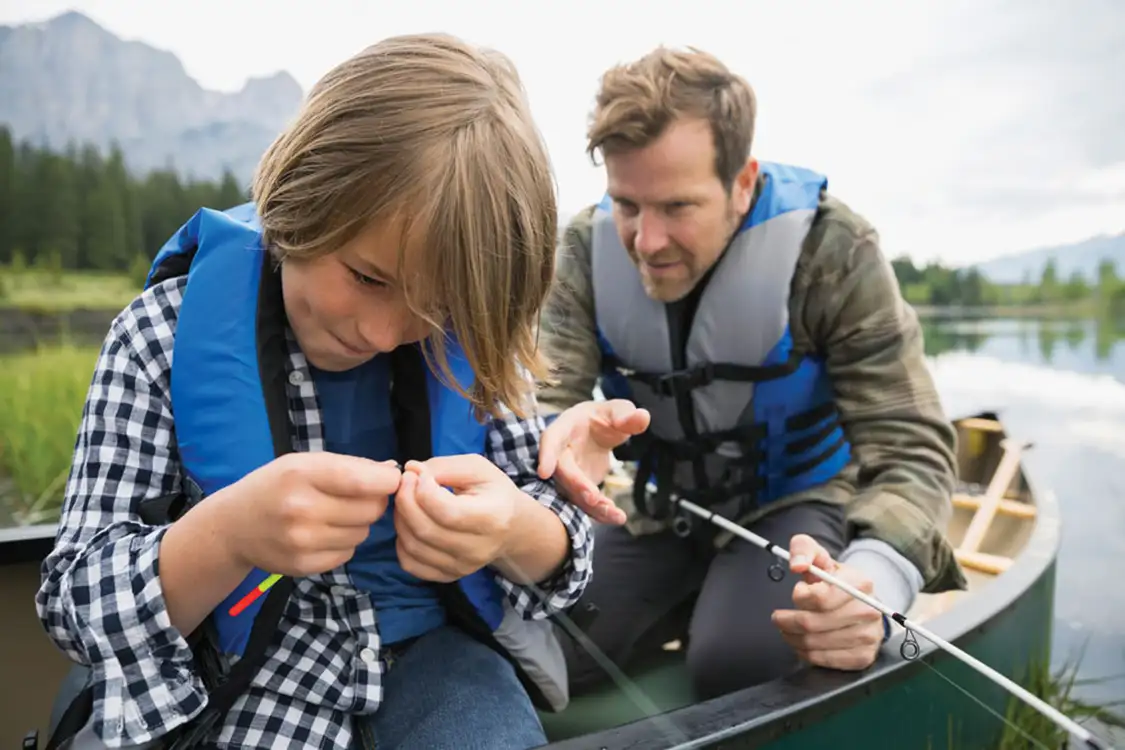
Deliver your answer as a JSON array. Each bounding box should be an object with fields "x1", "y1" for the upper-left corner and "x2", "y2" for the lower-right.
[
  {"x1": 59, "y1": 524, "x2": 207, "y2": 745},
  {"x1": 494, "y1": 479, "x2": 593, "y2": 620},
  {"x1": 838, "y1": 537, "x2": 924, "y2": 641}
]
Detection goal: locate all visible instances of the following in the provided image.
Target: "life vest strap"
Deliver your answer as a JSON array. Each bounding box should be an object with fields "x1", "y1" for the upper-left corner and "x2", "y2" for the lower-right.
[
  {"x1": 627, "y1": 399, "x2": 844, "y2": 521},
  {"x1": 604, "y1": 348, "x2": 805, "y2": 399}
]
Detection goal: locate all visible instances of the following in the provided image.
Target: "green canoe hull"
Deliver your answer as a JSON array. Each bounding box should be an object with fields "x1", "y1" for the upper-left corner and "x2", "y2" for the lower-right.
[
  {"x1": 539, "y1": 557, "x2": 1055, "y2": 749},
  {"x1": 538, "y1": 411, "x2": 1062, "y2": 749}
]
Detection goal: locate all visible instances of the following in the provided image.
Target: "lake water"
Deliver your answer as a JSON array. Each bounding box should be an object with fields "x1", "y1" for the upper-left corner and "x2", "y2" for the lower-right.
[{"x1": 922, "y1": 316, "x2": 1125, "y2": 710}]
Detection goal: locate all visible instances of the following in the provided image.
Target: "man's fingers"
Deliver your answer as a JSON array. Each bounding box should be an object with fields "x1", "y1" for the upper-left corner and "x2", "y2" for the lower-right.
[
  {"x1": 773, "y1": 597, "x2": 883, "y2": 636},
  {"x1": 591, "y1": 499, "x2": 627, "y2": 525},
  {"x1": 772, "y1": 606, "x2": 850, "y2": 635},
  {"x1": 536, "y1": 412, "x2": 576, "y2": 479},
  {"x1": 607, "y1": 400, "x2": 650, "y2": 434},
  {"x1": 788, "y1": 533, "x2": 838, "y2": 583},
  {"x1": 791, "y1": 579, "x2": 851, "y2": 613},
  {"x1": 791, "y1": 564, "x2": 875, "y2": 612},
  {"x1": 779, "y1": 619, "x2": 884, "y2": 653},
  {"x1": 793, "y1": 647, "x2": 878, "y2": 672},
  {"x1": 554, "y1": 450, "x2": 627, "y2": 524},
  {"x1": 556, "y1": 448, "x2": 601, "y2": 497},
  {"x1": 589, "y1": 403, "x2": 650, "y2": 447}
]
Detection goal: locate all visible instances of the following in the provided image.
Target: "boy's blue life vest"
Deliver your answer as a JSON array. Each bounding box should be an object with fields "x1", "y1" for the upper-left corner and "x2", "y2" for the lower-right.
[
  {"x1": 590, "y1": 162, "x2": 853, "y2": 528},
  {"x1": 142, "y1": 202, "x2": 569, "y2": 720}
]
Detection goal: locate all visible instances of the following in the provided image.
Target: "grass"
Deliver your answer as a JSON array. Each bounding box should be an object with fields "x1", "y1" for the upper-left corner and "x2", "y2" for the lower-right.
[
  {"x1": 0, "y1": 262, "x2": 141, "y2": 314},
  {"x1": 997, "y1": 648, "x2": 1124, "y2": 750},
  {"x1": 919, "y1": 649, "x2": 1123, "y2": 750},
  {"x1": 0, "y1": 342, "x2": 99, "y2": 526}
]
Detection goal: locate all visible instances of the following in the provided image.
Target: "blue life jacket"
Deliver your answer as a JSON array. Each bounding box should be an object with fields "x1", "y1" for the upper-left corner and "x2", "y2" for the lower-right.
[
  {"x1": 143, "y1": 202, "x2": 569, "y2": 715},
  {"x1": 590, "y1": 161, "x2": 852, "y2": 526}
]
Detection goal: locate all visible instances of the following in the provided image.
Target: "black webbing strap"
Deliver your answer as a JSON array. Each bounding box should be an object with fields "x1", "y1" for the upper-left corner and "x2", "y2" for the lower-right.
[
  {"x1": 604, "y1": 348, "x2": 805, "y2": 399},
  {"x1": 165, "y1": 579, "x2": 295, "y2": 749}
]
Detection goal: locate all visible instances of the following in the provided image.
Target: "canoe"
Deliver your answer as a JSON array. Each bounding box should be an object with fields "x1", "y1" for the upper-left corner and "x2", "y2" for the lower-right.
[
  {"x1": 0, "y1": 411, "x2": 1058, "y2": 749},
  {"x1": 535, "y1": 410, "x2": 1061, "y2": 749}
]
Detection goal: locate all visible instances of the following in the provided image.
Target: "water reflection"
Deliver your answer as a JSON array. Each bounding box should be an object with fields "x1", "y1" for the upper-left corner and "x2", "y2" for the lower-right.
[
  {"x1": 0, "y1": 308, "x2": 114, "y2": 355},
  {"x1": 922, "y1": 314, "x2": 1125, "y2": 380},
  {"x1": 924, "y1": 318, "x2": 1125, "y2": 707}
]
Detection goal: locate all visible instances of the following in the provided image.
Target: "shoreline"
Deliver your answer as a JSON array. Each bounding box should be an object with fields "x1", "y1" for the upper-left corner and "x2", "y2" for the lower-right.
[{"x1": 913, "y1": 303, "x2": 1099, "y2": 320}]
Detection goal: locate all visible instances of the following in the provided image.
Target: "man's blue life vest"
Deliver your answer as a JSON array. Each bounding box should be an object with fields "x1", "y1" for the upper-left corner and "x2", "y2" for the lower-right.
[
  {"x1": 143, "y1": 202, "x2": 569, "y2": 715},
  {"x1": 590, "y1": 161, "x2": 853, "y2": 527}
]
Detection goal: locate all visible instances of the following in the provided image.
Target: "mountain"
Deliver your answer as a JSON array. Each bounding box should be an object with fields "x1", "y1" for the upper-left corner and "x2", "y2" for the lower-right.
[
  {"x1": 0, "y1": 11, "x2": 304, "y2": 183},
  {"x1": 969, "y1": 231, "x2": 1125, "y2": 284}
]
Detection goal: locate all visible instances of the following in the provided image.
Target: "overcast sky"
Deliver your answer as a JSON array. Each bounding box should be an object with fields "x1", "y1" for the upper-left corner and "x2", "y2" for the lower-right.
[{"x1": 2, "y1": 0, "x2": 1123, "y2": 266}]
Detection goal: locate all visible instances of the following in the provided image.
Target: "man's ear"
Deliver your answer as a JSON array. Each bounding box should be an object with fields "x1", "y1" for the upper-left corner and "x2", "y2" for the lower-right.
[{"x1": 732, "y1": 157, "x2": 759, "y2": 214}]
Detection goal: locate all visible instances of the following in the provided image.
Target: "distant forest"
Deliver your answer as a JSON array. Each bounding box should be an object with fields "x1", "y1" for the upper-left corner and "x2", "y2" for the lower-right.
[
  {"x1": 890, "y1": 255, "x2": 1124, "y2": 312},
  {"x1": 1, "y1": 125, "x2": 1123, "y2": 316},
  {"x1": 0, "y1": 126, "x2": 247, "y2": 273}
]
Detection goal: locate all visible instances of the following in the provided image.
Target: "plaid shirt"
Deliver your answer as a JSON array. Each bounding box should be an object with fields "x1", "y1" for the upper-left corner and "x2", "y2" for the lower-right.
[
  {"x1": 36, "y1": 276, "x2": 593, "y2": 749},
  {"x1": 538, "y1": 176, "x2": 966, "y2": 595}
]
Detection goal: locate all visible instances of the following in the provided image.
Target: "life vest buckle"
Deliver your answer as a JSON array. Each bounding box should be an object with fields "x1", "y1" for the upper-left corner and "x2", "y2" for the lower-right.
[{"x1": 652, "y1": 362, "x2": 715, "y2": 398}]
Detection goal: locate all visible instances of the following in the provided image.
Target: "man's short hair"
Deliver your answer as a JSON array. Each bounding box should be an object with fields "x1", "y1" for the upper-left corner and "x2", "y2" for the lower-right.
[{"x1": 587, "y1": 46, "x2": 757, "y2": 190}]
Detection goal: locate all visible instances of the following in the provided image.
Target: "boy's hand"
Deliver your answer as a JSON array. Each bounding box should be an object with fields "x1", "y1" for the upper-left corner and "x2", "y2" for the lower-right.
[
  {"x1": 223, "y1": 452, "x2": 400, "y2": 577},
  {"x1": 393, "y1": 456, "x2": 522, "y2": 582}
]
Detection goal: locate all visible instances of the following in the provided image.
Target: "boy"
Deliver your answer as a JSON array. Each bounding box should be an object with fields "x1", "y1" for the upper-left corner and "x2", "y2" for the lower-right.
[{"x1": 37, "y1": 33, "x2": 611, "y2": 750}]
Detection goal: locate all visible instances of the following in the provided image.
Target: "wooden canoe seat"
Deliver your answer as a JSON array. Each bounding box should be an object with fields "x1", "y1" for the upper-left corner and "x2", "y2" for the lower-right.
[
  {"x1": 954, "y1": 549, "x2": 1013, "y2": 575},
  {"x1": 957, "y1": 417, "x2": 1005, "y2": 433},
  {"x1": 952, "y1": 435, "x2": 1031, "y2": 577},
  {"x1": 952, "y1": 493, "x2": 1037, "y2": 520}
]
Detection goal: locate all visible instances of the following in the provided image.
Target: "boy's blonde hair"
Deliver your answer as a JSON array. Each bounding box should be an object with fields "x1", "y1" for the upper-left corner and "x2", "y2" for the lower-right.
[
  {"x1": 252, "y1": 33, "x2": 556, "y2": 419},
  {"x1": 587, "y1": 46, "x2": 757, "y2": 190}
]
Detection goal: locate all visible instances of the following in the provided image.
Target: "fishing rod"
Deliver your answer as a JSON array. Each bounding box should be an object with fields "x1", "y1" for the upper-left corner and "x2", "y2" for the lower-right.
[{"x1": 670, "y1": 495, "x2": 1116, "y2": 750}]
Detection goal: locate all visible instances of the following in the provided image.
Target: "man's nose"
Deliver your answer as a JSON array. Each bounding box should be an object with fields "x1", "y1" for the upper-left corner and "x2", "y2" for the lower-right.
[{"x1": 633, "y1": 211, "x2": 668, "y2": 256}]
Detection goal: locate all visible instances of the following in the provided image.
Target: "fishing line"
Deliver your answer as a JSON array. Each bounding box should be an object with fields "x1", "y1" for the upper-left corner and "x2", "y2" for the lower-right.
[
  {"x1": 407, "y1": 457, "x2": 692, "y2": 748},
  {"x1": 916, "y1": 656, "x2": 1055, "y2": 750},
  {"x1": 493, "y1": 542, "x2": 692, "y2": 746},
  {"x1": 673, "y1": 496, "x2": 1117, "y2": 750}
]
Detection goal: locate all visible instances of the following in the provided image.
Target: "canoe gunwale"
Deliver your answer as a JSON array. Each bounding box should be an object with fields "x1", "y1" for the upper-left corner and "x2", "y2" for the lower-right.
[
  {"x1": 541, "y1": 410, "x2": 1063, "y2": 748},
  {"x1": 0, "y1": 522, "x2": 56, "y2": 566}
]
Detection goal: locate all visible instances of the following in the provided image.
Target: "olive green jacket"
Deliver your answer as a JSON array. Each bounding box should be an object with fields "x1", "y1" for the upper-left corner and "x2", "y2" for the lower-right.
[{"x1": 536, "y1": 182, "x2": 968, "y2": 593}]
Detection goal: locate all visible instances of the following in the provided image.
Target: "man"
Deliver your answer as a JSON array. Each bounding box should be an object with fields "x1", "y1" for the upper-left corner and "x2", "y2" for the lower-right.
[{"x1": 535, "y1": 45, "x2": 967, "y2": 701}]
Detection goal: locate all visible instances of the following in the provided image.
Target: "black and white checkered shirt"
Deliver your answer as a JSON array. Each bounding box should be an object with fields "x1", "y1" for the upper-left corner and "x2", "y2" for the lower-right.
[{"x1": 35, "y1": 276, "x2": 594, "y2": 749}]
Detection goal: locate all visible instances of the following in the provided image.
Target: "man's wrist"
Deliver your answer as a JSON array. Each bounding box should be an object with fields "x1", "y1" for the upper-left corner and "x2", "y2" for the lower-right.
[{"x1": 838, "y1": 538, "x2": 924, "y2": 617}]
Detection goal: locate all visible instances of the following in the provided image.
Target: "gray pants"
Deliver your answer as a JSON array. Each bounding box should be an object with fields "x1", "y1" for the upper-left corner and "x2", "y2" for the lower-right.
[{"x1": 559, "y1": 501, "x2": 847, "y2": 700}]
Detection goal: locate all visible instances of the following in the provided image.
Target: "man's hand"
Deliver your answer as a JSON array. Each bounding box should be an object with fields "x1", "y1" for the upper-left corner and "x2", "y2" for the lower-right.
[
  {"x1": 770, "y1": 534, "x2": 885, "y2": 671},
  {"x1": 537, "y1": 399, "x2": 650, "y2": 525}
]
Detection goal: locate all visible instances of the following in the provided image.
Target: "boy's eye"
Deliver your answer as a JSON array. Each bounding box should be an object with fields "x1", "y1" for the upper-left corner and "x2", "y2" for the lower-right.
[{"x1": 347, "y1": 267, "x2": 387, "y2": 288}]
